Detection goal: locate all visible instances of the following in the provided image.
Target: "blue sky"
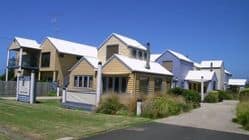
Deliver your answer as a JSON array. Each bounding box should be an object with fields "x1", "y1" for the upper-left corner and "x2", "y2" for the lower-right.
[{"x1": 0, "y1": 0, "x2": 248, "y2": 78}]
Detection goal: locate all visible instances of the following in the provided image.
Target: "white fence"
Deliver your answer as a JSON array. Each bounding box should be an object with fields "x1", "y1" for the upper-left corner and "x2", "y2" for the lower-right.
[{"x1": 66, "y1": 91, "x2": 96, "y2": 105}]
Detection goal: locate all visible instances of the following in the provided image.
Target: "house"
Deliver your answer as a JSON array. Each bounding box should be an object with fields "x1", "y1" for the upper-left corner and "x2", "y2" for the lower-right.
[
  {"x1": 6, "y1": 37, "x2": 41, "y2": 80},
  {"x1": 198, "y1": 60, "x2": 225, "y2": 90},
  {"x1": 38, "y1": 37, "x2": 97, "y2": 86},
  {"x1": 224, "y1": 70, "x2": 232, "y2": 90},
  {"x1": 98, "y1": 33, "x2": 147, "y2": 63},
  {"x1": 101, "y1": 54, "x2": 172, "y2": 94},
  {"x1": 152, "y1": 50, "x2": 194, "y2": 88},
  {"x1": 6, "y1": 36, "x2": 97, "y2": 87},
  {"x1": 68, "y1": 33, "x2": 173, "y2": 94},
  {"x1": 228, "y1": 79, "x2": 247, "y2": 92},
  {"x1": 184, "y1": 70, "x2": 217, "y2": 94}
]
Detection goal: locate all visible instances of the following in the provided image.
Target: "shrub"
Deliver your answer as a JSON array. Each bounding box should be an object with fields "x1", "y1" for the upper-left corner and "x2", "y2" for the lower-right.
[
  {"x1": 182, "y1": 90, "x2": 201, "y2": 107},
  {"x1": 218, "y1": 90, "x2": 232, "y2": 101},
  {"x1": 169, "y1": 87, "x2": 185, "y2": 96},
  {"x1": 239, "y1": 88, "x2": 249, "y2": 101},
  {"x1": 141, "y1": 95, "x2": 187, "y2": 119},
  {"x1": 204, "y1": 91, "x2": 219, "y2": 103},
  {"x1": 96, "y1": 94, "x2": 127, "y2": 115},
  {"x1": 236, "y1": 101, "x2": 249, "y2": 130}
]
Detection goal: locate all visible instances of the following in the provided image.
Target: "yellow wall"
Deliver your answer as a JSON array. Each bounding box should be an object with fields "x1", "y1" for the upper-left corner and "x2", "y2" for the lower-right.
[
  {"x1": 98, "y1": 36, "x2": 131, "y2": 63},
  {"x1": 39, "y1": 39, "x2": 79, "y2": 85},
  {"x1": 102, "y1": 58, "x2": 131, "y2": 75},
  {"x1": 68, "y1": 59, "x2": 96, "y2": 90}
]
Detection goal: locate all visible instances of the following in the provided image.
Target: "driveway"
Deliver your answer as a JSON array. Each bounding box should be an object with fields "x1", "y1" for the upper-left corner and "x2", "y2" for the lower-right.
[
  {"x1": 85, "y1": 100, "x2": 249, "y2": 140},
  {"x1": 156, "y1": 100, "x2": 249, "y2": 135}
]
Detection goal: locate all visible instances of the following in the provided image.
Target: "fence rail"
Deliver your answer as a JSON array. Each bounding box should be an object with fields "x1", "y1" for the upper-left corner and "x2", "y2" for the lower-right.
[{"x1": 0, "y1": 81, "x2": 56, "y2": 97}]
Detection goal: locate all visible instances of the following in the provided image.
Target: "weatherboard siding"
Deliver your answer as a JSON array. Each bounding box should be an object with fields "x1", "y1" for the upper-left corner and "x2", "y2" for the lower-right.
[
  {"x1": 102, "y1": 58, "x2": 131, "y2": 75},
  {"x1": 98, "y1": 36, "x2": 131, "y2": 63},
  {"x1": 156, "y1": 51, "x2": 193, "y2": 88},
  {"x1": 68, "y1": 59, "x2": 96, "y2": 90}
]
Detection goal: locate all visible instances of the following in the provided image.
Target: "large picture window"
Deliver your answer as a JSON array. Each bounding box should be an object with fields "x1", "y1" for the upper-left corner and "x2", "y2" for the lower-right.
[
  {"x1": 41, "y1": 52, "x2": 50, "y2": 67},
  {"x1": 74, "y1": 75, "x2": 93, "y2": 88}
]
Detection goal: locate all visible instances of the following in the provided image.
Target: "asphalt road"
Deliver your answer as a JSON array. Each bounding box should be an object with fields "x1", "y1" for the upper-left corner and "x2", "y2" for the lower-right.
[{"x1": 84, "y1": 123, "x2": 249, "y2": 140}]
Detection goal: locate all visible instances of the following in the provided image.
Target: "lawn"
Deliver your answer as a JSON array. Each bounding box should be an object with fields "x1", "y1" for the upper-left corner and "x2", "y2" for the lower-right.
[{"x1": 0, "y1": 99, "x2": 150, "y2": 140}]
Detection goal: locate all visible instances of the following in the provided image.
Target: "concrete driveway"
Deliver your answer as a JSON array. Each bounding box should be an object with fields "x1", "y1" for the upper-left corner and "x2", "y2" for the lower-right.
[
  {"x1": 85, "y1": 100, "x2": 249, "y2": 140},
  {"x1": 156, "y1": 100, "x2": 249, "y2": 135}
]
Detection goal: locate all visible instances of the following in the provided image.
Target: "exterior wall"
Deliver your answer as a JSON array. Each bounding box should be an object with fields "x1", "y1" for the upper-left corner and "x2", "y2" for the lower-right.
[
  {"x1": 98, "y1": 36, "x2": 131, "y2": 63},
  {"x1": 102, "y1": 58, "x2": 131, "y2": 75},
  {"x1": 68, "y1": 59, "x2": 96, "y2": 90},
  {"x1": 156, "y1": 51, "x2": 193, "y2": 88},
  {"x1": 224, "y1": 73, "x2": 232, "y2": 90},
  {"x1": 135, "y1": 73, "x2": 172, "y2": 95},
  {"x1": 39, "y1": 40, "x2": 79, "y2": 85},
  {"x1": 200, "y1": 67, "x2": 225, "y2": 90}
]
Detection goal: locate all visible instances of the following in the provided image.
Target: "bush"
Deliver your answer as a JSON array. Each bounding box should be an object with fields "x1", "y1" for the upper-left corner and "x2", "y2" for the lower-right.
[
  {"x1": 96, "y1": 94, "x2": 127, "y2": 115},
  {"x1": 182, "y1": 90, "x2": 201, "y2": 107},
  {"x1": 141, "y1": 95, "x2": 188, "y2": 119},
  {"x1": 169, "y1": 87, "x2": 185, "y2": 96},
  {"x1": 235, "y1": 101, "x2": 249, "y2": 130},
  {"x1": 204, "y1": 91, "x2": 219, "y2": 103},
  {"x1": 218, "y1": 90, "x2": 232, "y2": 101},
  {"x1": 239, "y1": 88, "x2": 249, "y2": 101}
]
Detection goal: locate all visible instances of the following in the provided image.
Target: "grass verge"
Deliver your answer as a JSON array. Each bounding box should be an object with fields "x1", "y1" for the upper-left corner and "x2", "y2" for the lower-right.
[{"x1": 0, "y1": 99, "x2": 150, "y2": 140}]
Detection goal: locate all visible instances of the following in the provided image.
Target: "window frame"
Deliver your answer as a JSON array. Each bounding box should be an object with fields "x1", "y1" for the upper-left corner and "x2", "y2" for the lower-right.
[{"x1": 41, "y1": 52, "x2": 51, "y2": 67}]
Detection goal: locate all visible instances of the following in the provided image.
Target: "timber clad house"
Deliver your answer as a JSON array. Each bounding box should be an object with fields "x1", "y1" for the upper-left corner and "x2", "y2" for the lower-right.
[{"x1": 5, "y1": 33, "x2": 247, "y2": 97}]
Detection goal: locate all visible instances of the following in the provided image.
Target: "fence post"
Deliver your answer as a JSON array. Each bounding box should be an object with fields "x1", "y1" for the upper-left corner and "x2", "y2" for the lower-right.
[
  {"x1": 136, "y1": 99, "x2": 142, "y2": 116},
  {"x1": 201, "y1": 76, "x2": 204, "y2": 102},
  {"x1": 56, "y1": 87, "x2": 60, "y2": 96},
  {"x1": 96, "y1": 62, "x2": 102, "y2": 107},
  {"x1": 30, "y1": 71, "x2": 35, "y2": 104},
  {"x1": 16, "y1": 71, "x2": 21, "y2": 101},
  {"x1": 62, "y1": 88, "x2": 66, "y2": 103}
]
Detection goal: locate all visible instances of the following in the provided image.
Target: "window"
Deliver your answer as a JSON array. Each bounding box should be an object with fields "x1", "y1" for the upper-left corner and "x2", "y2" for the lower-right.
[
  {"x1": 139, "y1": 76, "x2": 149, "y2": 94},
  {"x1": 154, "y1": 78, "x2": 162, "y2": 92},
  {"x1": 144, "y1": 52, "x2": 147, "y2": 60},
  {"x1": 106, "y1": 45, "x2": 119, "y2": 60},
  {"x1": 132, "y1": 49, "x2": 137, "y2": 58},
  {"x1": 76, "y1": 56, "x2": 81, "y2": 60},
  {"x1": 121, "y1": 77, "x2": 127, "y2": 93},
  {"x1": 41, "y1": 52, "x2": 50, "y2": 67},
  {"x1": 162, "y1": 61, "x2": 173, "y2": 72},
  {"x1": 139, "y1": 51, "x2": 143, "y2": 59},
  {"x1": 73, "y1": 75, "x2": 93, "y2": 88}
]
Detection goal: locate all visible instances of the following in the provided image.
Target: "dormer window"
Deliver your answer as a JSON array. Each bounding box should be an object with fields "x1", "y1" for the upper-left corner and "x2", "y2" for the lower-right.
[
  {"x1": 132, "y1": 49, "x2": 137, "y2": 58},
  {"x1": 139, "y1": 51, "x2": 143, "y2": 59},
  {"x1": 106, "y1": 45, "x2": 119, "y2": 60}
]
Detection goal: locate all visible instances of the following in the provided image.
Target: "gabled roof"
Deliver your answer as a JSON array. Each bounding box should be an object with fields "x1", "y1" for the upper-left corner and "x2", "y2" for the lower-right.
[
  {"x1": 200, "y1": 60, "x2": 223, "y2": 68},
  {"x1": 69, "y1": 56, "x2": 98, "y2": 71},
  {"x1": 10, "y1": 37, "x2": 40, "y2": 50},
  {"x1": 228, "y1": 79, "x2": 247, "y2": 86},
  {"x1": 185, "y1": 70, "x2": 216, "y2": 82},
  {"x1": 150, "y1": 54, "x2": 162, "y2": 61},
  {"x1": 194, "y1": 62, "x2": 201, "y2": 68},
  {"x1": 225, "y1": 70, "x2": 232, "y2": 75},
  {"x1": 167, "y1": 50, "x2": 193, "y2": 63},
  {"x1": 47, "y1": 37, "x2": 97, "y2": 57},
  {"x1": 99, "y1": 33, "x2": 147, "y2": 50},
  {"x1": 104, "y1": 54, "x2": 173, "y2": 76}
]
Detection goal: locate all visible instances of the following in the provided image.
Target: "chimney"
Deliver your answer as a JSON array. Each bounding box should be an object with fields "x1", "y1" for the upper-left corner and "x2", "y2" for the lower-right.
[
  {"x1": 210, "y1": 62, "x2": 213, "y2": 72},
  {"x1": 145, "y1": 42, "x2": 150, "y2": 69}
]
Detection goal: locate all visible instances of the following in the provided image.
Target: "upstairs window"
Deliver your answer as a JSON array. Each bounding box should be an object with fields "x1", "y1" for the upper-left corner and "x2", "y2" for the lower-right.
[
  {"x1": 41, "y1": 52, "x2": 50, "y2": 67},
  {"x1": 132, "y1": 49, "x2": 137, "y2": 58},
  {"x1": 162, "y1": 61, "x2": 173, "y2": 72},
  {"x1": 106, "y1": 45, "x2": 119, "y2": 60}
]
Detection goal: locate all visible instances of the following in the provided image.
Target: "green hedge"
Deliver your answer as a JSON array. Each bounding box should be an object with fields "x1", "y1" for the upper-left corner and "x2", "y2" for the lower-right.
[
  {"x1": 235, "y1": 101, "x2": 249, "y2": 130},
  {"x1": 169, "y1": 88, "x2": 201, "y2": 107},
  {"x1": 96, "y1": 94, "x2": 127, "y2": 115},
  {"x1": 239, "y1": 88, "x2": 249, "y2": 101},
  {"x1": 204, "y1": 91, "x2": 219, "y2": 103},
  {"x1": 141, "y1": 96, "x2": 185, "y2": 119}
]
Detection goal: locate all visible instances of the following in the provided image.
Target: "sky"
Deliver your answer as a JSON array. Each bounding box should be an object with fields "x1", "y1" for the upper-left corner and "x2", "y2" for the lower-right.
[{"x1": 0, "y1": 0, "x2": 248, "y2": 79}]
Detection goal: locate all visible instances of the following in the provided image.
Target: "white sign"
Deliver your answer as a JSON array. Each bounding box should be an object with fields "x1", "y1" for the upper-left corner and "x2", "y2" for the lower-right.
[{"x1": 18, "y1": 76, "x2": 31, "y2": 96}]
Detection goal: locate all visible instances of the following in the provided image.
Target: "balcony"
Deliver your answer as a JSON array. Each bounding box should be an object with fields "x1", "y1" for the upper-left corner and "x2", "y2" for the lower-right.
[{"x1": 8, "y1": 55, "x2": 39, "y2": 70}]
